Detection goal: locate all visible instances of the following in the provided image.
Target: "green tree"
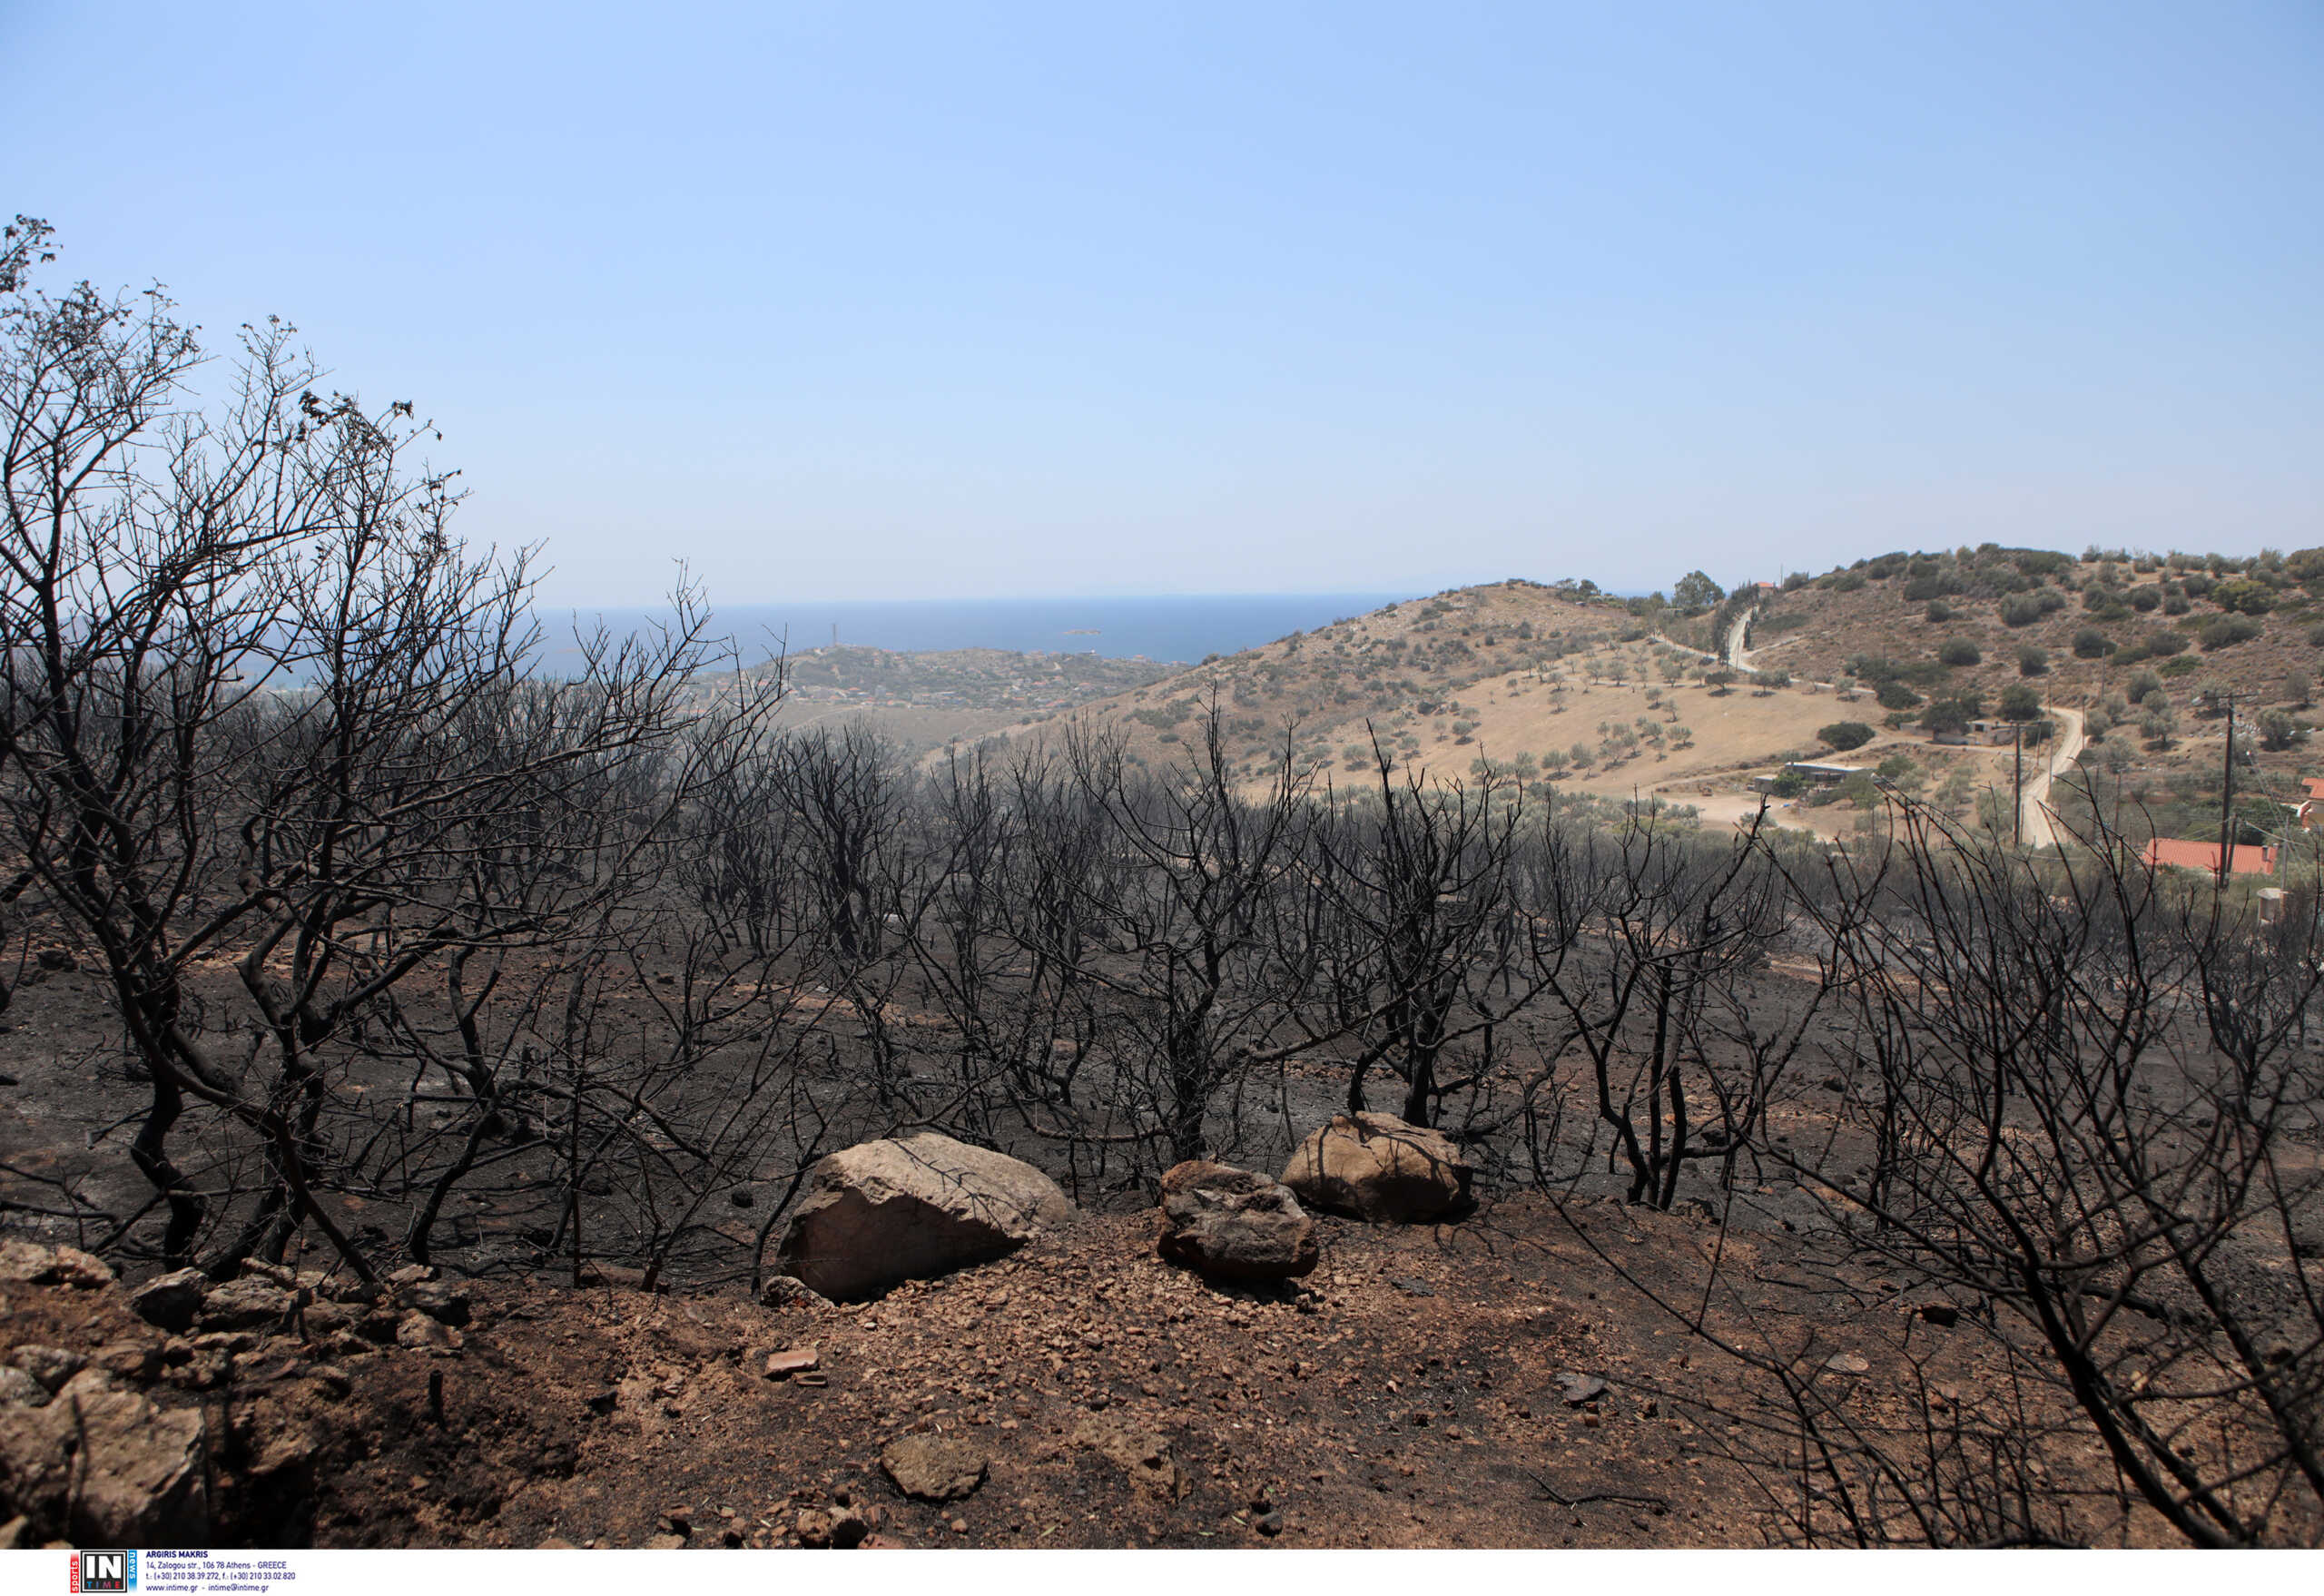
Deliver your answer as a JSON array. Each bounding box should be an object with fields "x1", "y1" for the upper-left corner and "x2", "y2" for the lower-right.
[
  {"x1": 1924, "y1": 694, "x2": 1983, "y2": 736},
  {"x1": 1672, "y1": 570, "x2": 1726, "y2": 610}
]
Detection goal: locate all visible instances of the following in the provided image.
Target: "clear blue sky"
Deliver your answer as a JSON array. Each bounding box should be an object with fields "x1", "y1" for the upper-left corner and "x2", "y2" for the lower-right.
[{"x1": 5, "y1": 3, "x2": 2318, "y2": 604}]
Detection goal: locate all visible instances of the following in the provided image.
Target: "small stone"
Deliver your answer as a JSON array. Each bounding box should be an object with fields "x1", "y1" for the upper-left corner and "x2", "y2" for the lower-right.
[
  {"x1": 404, "y1": 1280, "x2": 470, "y2": 1327},
  {"x1": 0, "y1": 1239, "x2": 114, "y2": 1288},
  {"x1": 759, "y1": 1276, "x2": 829, "y2": 1311},
  {"x1": 0, "y1": 1366, "x2": 49, "y2": 1407},
  {"x1": 13, "y1": 1345, "x2": 86, "y2": 1393},
  {"x1": 301, "y1": 1299, "x2": 356, "y2": 1335},
  {"x1": 94, "y1": 1343, "x2": 163, "y2": 1383},
  {"x1": 126, "y1": 1269, "x2": 209, "y2": 1333},
  {"x1": 1556, "y1": 1373, "x2": 1608, "y2": 1406},
  {"x1": 1825, "y1": 1351, "x2": 1870, "y2": 1374},
  {"x1": 881, "y1": 1434, "x2": 988, "y2": 1502},
  {"x1": 795, "y1": 1508, "x2": 845, "y2": 1548},
  {"x1": 645, "y1": 1533, "x2": 686, "y2": 1550},
  {"x1": 308, "y1": 1364, "x2": 353, "y2": 1397},
  {"x1": 0, "y1": 1516, "x2": 30, "y2": 1549},
  {"x1": 1255, "y1": 1512, "x2": 1284, "y2": 1537},
  {"x1": 388, "y1": 1264, "x2": 438, "y2": 1287},
  {"x1": 763, "y1": 1345, "x2": 820, "y2": 1379},
  {"x1": 728, "y1": 1187, "x2": 756, "y2": 1208},
  {"x1": 948, "y1": 1518, "x2": 968, "y2": 1534},
  {"x1": 1391, "y1": 1277, "x2": 1435, "y2": 1297},
  {"x1": 199, "y1": 1276, "x2": 294, "y2": 1332},
  {"x1": 395, "y1": 1312, "x2": 462, "y2": 1353},
  {"x1": 536, "y1": 1537, "x2": 576, "y2": 1550}
]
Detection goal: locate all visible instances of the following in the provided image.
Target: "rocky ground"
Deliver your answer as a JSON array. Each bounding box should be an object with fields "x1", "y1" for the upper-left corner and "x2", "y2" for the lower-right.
[{"x1": 0, "y1": 1191, "x2": 1927, "y2": 1551}]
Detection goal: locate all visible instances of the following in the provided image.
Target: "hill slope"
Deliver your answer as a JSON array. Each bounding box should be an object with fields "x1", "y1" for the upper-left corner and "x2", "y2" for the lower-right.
[{"x1": 1013, "y1": 580, "x2": 1973, "y2": 832}]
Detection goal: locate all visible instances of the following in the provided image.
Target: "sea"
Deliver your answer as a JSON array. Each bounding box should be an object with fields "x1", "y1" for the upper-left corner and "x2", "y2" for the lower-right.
[{"x1": 528, "y1": 593, "x2": 1418, "y2": 675}]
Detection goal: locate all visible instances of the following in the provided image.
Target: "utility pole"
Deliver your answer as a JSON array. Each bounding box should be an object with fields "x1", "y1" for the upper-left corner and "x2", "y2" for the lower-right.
[
  {"x1": 2218, "y1": 692, "x2": 2236, "y2": 889},
  {"x1": 2013, "y1": 722, "x2": 2024, "y2": 848}
]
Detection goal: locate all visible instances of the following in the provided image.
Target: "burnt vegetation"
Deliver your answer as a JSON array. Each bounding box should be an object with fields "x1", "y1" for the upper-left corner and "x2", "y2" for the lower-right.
[{"x1": 2, "y1": 221, "x2": 2319, "y2": 1547}]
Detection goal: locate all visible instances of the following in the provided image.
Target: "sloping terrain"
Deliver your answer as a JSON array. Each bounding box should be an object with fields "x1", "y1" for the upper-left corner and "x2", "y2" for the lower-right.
[
  {"x1": 1735, "y1": 547, "x2": 2324, "y2": 848},
  {"x1": 1018, "y1": 582, "x2": 1850, "y2": 806},
  {"x1": 718, "y1": 646, "x2": 1176, "y2": 754},
  {"x1": 0, "y1": 1194, "x2": 2123, "y2": 1551}
]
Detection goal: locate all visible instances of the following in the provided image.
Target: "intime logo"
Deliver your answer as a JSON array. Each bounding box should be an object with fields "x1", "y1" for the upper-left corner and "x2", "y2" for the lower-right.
[{"x1": 69, "y1": 1551, "x2": 136, "y2": 1592}]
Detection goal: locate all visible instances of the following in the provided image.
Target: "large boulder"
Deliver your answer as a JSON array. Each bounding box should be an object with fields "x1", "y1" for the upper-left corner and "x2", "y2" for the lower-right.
[
  {"x1": 1155, "y1": 1161, "x2": 1318, "y2": 1280},
  {"x1": 775, "y1": 1133, "x2": 1073, "y2": 1301},
  {"x1": 0, "y1": 1370, "x2": 207, "y2": 1544},
  {"x1": 1280, "y1": 1111, "x2": 1472, "y2": 1223}
]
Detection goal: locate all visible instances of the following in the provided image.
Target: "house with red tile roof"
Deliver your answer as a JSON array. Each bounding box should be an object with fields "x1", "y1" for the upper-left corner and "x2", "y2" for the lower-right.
[
  {"x1": 2301, "y1": 775, "x2": 2324, "y2": 801},
  {"x1": 2141, "y1": 837, "x2": 2278, "y2": 876}
]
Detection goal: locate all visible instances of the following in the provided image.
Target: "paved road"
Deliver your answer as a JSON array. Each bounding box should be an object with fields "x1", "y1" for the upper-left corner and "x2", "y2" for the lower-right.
[
  {"x1": 1724, "y1": 609, "x2": 1755, "y2": 671},
  {"x1": 2019, "y1": 705, "x2": 2086, "y2": 852}
]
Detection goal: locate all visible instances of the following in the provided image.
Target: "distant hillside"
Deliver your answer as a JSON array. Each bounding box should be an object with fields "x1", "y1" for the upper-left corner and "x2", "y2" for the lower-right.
[
  {"x1": 734, "y1": 645, "x2": 1177, "y2": 752},
  {"x1": 1005, "y1": 580, "x2": 1864, "y2": 817},
  {"x1": 1004, "y1": 547, "x2": 2324, "y2": 852},
  {"x1": 1707, "y1": 546, "x2": 2324, "y2": 846}
]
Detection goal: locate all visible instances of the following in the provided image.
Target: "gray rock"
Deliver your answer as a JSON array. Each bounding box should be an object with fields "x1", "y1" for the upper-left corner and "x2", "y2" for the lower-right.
[
  {"x1": 128, "y1": 1268, "x2": 209, "y2": 1334},
  {"x1": 1556, "y1": 1372, "x2": 1608, "y2": 1406},
  {"x1": 879, "y1": 1434, "x2": 988, "y2": 1502},
  {"x1": 0, "y1": 1367, "x2": 49, "y2": 1408},
  {"x1": 775, "y1": 1132, "x2": 1074, "y2": 1301},
  {"x1": 0, "y1": 1368, "x2": 206, "y2": 1542},
  {"x1": 759, "y1": 1276, "x2": 830, "y2": 1311},
  {"x1": 395, "y1": 1312, "x2": 462, "y2": 1353},
  {"x1": 12, "y1": 1345, "x2": 85, "y2": 1394},
  {"x1": 198, "y1": 1276, "x2": 293, "y2": 1332},
  {"x1": 403, "y1": 1280, "x2": 470, "y2": 1327},
  {"x1": 1155, "y1": 1161, "x2": 1318, "y2": 1281},
  {"x1": 0, "y1": 1239, "x2": 114, "y2": 1288}
]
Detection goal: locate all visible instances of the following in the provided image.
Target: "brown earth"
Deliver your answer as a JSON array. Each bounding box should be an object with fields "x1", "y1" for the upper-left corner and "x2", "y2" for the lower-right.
[{"x1": 1, "y1": 1191, "x2": 2048, "y2": 1551}]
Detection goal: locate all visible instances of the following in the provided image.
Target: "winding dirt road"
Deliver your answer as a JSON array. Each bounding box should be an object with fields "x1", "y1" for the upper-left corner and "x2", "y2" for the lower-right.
[{"x1": 2018, "y1": 705, "x2": 2086, "y2": 852}]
